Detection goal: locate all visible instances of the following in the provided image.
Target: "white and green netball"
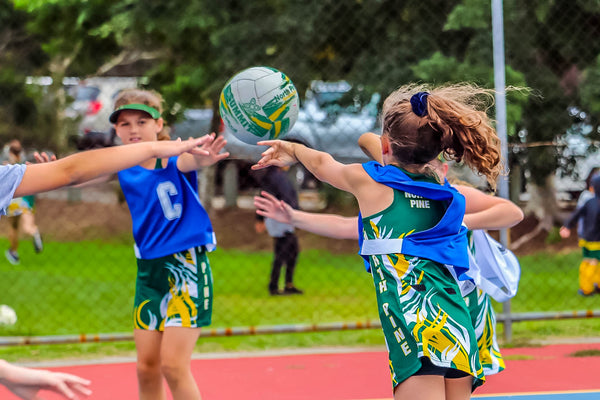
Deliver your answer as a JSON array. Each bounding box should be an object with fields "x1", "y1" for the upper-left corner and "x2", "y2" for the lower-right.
[{"x1": 219, "y1": 66, "x2": 299, "y2": 145}]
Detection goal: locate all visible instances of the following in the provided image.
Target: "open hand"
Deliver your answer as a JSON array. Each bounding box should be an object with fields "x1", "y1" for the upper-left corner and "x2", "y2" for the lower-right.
[
  {"x1": 0, "y1": 360, "x2": 91, "y2": 400},
  {"x1": 254, "y1": 191, "x2": 293, "y2": 224},
  {"x1": 195, "y1": 133, "x2": 230, "y2": 167},
  {"x1": 251, "y1": 140, "x2": 298, "y2": 170}
]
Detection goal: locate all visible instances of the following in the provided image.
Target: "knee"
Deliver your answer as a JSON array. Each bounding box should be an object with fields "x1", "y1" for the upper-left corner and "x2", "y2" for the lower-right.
[
  {"x1": 160, "y1": 360, "x2": 188, "y2": 383},
  {"x1": 137, "y1": 358, "x2": 162, "y2": 382}
]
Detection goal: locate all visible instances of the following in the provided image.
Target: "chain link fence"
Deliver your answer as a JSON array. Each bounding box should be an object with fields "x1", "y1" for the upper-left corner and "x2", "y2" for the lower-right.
[{"x1": 1, "y1": 0, "x2": 600, "y2": 343}]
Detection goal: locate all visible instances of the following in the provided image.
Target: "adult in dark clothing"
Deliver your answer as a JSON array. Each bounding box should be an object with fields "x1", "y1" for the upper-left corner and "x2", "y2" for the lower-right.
[
  {"x1": 255, "y1": 166, "x2": 303, "y2": 295},
  {"x1": 560, "y1": 175, "x2": 600, "y2": 295}
]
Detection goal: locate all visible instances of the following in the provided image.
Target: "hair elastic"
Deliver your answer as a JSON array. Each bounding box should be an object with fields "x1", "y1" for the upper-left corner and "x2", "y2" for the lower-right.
[{"x1": 410, "y1": 92, "x2": 429, "y2": 117}]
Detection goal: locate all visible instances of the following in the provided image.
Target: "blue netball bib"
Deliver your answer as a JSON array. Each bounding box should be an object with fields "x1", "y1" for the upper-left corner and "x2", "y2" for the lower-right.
[
  {"x1": 119, "y1": 157, "x2": 216, "y2": 259},
  {"x1": 358, "y1": 161, "x2": 469, "y2": 278}
]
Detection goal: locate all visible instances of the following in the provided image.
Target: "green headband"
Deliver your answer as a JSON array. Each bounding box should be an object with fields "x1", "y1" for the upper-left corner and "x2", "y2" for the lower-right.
[{"x1": 109, "y1": 103, "x2": 161, "y2": 123}]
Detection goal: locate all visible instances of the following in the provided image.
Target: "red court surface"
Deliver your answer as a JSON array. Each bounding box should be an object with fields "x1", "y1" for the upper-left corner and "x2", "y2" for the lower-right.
[{"x1": 2, "y1": 341, "x2": 600, "y2": 399}]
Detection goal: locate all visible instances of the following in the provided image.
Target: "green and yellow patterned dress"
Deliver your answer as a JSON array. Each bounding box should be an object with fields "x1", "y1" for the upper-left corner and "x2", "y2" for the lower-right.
[{"x1": 361, "y1": 170, "x2": 484, "y2": 389}]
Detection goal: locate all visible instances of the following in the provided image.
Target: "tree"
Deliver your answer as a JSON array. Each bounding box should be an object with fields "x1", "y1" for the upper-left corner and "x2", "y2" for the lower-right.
[
  {"x1": 0, "y1": 0, "x2": 47, "y2": 145},
  {"x1": 12, "y1": 0, "x2": 120, "y2": 152}
]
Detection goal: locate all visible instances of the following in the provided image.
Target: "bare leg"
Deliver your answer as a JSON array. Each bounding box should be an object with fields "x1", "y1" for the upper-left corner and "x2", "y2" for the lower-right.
[
  {"x1": 160, "y1": 327, "x2": 202, "y2": 400},
  {"x1": 393, "y1": 375, "x2": 445, "y2": 400},
  {"x1": 134, "y1": 329, "x2": 167, "y2": 400},
  {"x1": 21, "y1": 212, "x2": 43, "y2": 253},
  {"x1": 7, "y1": 216, "x2": 20, "y2": 252},
  {"x1": 20, "y1": 212, "x2": 38, "y2": 237},
  {"x1": 445, "y1": 376, "x2": 473, "y2": 400}
]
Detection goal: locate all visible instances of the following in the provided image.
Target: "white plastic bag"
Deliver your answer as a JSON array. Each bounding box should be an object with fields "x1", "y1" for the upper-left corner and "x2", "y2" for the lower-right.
[{"x1": 466, "y1": 230, "x2": 521, "y2": 302}]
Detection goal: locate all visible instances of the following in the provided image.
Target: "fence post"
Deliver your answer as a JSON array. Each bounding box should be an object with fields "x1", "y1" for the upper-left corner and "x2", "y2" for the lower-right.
[
  {"x1": 223, "y1": 161, "x2": 239, "y2": 208},
  {"x1": 491, "y1": 0, "x2": 513, "y2": 343}
]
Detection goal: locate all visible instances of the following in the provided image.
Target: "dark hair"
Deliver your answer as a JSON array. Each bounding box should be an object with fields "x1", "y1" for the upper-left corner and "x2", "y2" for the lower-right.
[
  {"x1": 382, "y1": 83, "x2": 502, "y2": 188},
  {"x1": 585, "y1": 167, "x2": 600, "y2": 190},
  {"x1": 8, "y1": 139, "x2": 22, "y2": 157}
]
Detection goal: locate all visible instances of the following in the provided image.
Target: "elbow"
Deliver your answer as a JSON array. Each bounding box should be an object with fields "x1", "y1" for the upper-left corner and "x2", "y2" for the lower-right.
[{"x1": 512, "y1": 207, "x2": 525, "y2": 227}]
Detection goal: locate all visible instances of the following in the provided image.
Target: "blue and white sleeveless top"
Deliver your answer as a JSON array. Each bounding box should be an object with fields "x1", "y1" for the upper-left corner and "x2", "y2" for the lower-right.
[
  {"x1": 118, "y1": 157, "x2": 216, "y2": 259},
  {"x1": 358, "y1": 161, "x2": 469, "y2": 278},
  {"x1": 0, "y1": 164, "x2": 27, "y2": 215}
]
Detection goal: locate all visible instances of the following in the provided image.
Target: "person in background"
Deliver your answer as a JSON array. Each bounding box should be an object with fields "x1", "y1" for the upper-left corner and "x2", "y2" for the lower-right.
[
  {"x1": 576, "y1": 168, "x2": 600, "y2": 236},
  {"x1": 254, "y1": 165, "x2": 303, "y2": 296},
  {"x1": 560, "y1": 174, "x2": 600, "y2": 296},
  {"x1": 4, "y1": 140, "x2": 43, "y2": 264}
]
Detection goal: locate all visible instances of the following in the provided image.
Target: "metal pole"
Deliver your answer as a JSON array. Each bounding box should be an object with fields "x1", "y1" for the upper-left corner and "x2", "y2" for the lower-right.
[{"x1": 491, "y1": 0, "x2": 512, "y2": 343}]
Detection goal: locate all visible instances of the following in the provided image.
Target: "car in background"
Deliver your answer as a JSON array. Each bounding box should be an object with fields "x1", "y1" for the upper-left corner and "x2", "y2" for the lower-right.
[
  {"x1": 65, "y1": 77, "x2": 140, "y2": 140},
  {"x1": 170, "y1": 108, "x2": 215, "y2": 139}
]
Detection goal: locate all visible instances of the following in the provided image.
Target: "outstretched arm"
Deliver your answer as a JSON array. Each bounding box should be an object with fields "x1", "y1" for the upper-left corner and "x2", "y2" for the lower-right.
[
  {"x1": 177, "y1": 133, "x2": 230, "y2": 172},
  {"x1": 252, "y1": 140, "x2": 369, "y2": 196},
  {"x1": 458, "y1": 184, "x2": 524, "y2": 230},
  {"x1": 14, "y1": 137, "x2": 212, "y2": 197},
  {"x1": 254, "y1": 191, "x2": 358, "y2": 239},
  {"x1": 0, "y1": 359, "x2": 91, "y2": 400}
]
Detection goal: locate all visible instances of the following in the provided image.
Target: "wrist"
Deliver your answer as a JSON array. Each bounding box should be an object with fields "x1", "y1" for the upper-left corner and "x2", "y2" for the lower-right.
[
  {"x1": 289, "y1": 209, "x2": 301, "y2": 226},
  {"x1": 291, "y1": 143, "x2": 300, "y2": 162}
]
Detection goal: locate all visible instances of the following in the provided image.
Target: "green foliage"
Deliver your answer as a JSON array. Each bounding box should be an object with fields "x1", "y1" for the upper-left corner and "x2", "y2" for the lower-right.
[
  {"x1": 444, "y1": 0, "x2": 490, "y2": 31},
  {"x1": 4, "y1": 0, "x2": 600, "y2": 194},
  {"x1": 580, "y1": 54, "x2": 600, "y2": 120}
]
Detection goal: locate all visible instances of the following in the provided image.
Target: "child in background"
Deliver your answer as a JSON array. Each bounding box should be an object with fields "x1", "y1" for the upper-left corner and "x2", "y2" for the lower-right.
[
  {"x1": 252, "y1": 84, "x2": 503, "y2": 399},
  {"x1": 575, "y1": 167, "x2": 600, "y2": 236},
  {"x1": 109, "y1": 89, "x2": 228, "y2": 400},
  {"x1": 4, "y1": 139, "x2": 43, "y2": 264},
  {"x1": 560, "y1": 174, "x2": 600, "y2": 296},
  {"x1": 0, "y1": 130, "x2": 213, "y2": 399},
  {"x1": 254, "y1": 165, "x2": 302, "y2": 295}
]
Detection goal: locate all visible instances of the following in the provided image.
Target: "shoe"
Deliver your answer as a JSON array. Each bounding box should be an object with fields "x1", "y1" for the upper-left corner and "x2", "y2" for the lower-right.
[
  {"x1": 5, "y1": 250, "x2": 20, "y2": 265},
  {"x1": 269, "y1": 289, "x2": 283, "y2": 296},
  {"x1": 578, "y1": 289, "x2": 594, "y2": 297},
  {"x1": 33, "y1": 231, "x2": 43, "y2": 254},
  {"x1": 284, "y1": 286, "x2": 304, "y2": 295}
]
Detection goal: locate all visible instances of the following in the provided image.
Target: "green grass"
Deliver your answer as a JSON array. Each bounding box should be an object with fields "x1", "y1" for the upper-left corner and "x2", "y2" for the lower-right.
[
  {"x1": 0, "y1": 240, "x2": 376, "y2": 336},
  {"x1": 1, "y1": 239, "x2": 599, "y2": 363}
]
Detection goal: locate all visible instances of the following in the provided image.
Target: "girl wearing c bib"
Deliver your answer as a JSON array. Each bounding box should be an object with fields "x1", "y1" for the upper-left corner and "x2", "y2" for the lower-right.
[{"x1": 110, "y1": 89, "x2": 229, "y2": 400}]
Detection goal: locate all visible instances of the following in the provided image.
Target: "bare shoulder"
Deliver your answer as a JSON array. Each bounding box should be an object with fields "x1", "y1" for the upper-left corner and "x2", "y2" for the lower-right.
[{"x1": 349, "y1": 165, "x2": 394, "y2": 216}]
